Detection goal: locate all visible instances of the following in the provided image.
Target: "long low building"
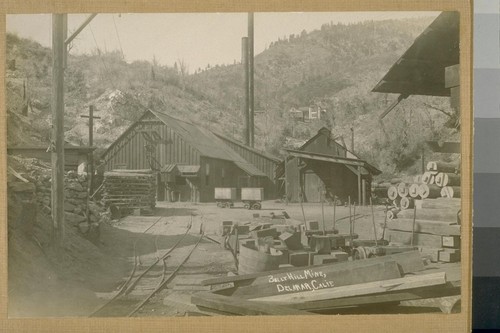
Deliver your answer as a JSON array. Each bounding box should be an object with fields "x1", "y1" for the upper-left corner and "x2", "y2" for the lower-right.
[{"x1": 100, "y1": 109, "x2": 281, "y2": 202}]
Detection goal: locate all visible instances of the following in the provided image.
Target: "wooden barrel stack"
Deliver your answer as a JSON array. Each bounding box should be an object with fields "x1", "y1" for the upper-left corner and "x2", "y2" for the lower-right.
[{"x1": 102, "y1": 169, "x2": 157, "y2": 213}]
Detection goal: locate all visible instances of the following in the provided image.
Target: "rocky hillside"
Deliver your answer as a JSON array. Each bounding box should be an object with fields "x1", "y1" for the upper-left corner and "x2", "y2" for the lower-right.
[{"x1": 6, "y1": 16, "x2": 459, "y2": 176}]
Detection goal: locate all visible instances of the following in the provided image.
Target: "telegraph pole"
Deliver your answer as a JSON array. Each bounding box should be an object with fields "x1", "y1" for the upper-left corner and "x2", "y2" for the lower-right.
[
  {"x1": 81, "y1": 105, "x2": 100, "y2": 194},
  {"x1": 51, "y1": 13, "x2": 96, "y2": 247},
  {"x1": 51, "y1": 14, "x2": 66, "y2": 247}
]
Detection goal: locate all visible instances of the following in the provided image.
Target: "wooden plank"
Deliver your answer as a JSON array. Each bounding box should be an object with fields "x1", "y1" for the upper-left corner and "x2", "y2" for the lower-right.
[
  {"x1": 385, "y1": 229, "x2": 443, "y2": 248},
  {"x1": 251, "y1": 272, "x2": 447, "y2": 304},
  {"x1": 229, "y1": 260, "x2": 401, "y2": 299},
  {"x1": 286, "y1": 282, "x2": 460, "y2": 311},
  {"x1": 439, "y1": 249, "x2": 460, "y2": 262},
  {"x1": 395, "y1": 208, "x2": 460, "y2": 223},
  {"x1": 202, "y1": 251, "x2": 424, "y2": 286},
  {"x1": 191, "y1": 292, "x2": 315, "y2": 316},
  {"x1": 385, "y1": 219, "x2": 460, "y2": 236}
]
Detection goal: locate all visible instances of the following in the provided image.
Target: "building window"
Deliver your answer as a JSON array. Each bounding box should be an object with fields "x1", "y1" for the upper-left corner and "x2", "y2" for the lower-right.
[
  {"x1": 221, "y1": 167, "x2": 225, "y2": 186},
  {"x1": 205, "y1": 163, "x2": 210, "y2": 186}
]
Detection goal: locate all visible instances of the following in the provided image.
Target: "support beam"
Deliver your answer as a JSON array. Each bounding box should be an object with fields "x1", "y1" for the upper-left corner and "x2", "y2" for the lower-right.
[
  {"x1": 357, "y1": 166, "x2": 362, "y2": 206},
  {"x1": 65, "y1": 13, "x2": 97, "y2": 45},
  {"x1": 52, "y1": 14, "x2": 66, "y2": 247}
]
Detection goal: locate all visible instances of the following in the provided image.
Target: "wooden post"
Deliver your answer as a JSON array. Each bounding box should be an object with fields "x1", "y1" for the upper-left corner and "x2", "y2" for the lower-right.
[
  {"x1": 52, "y1": 14, "x2": 66, "y2": 247},
  {"x1": 421, "y1": 147, "x2": 425, "y2": 174},
  {"x1": 411, "y1": 204, "x2": 417, "y2": 246},
  {"x1": 284, "y1": 156, "x2": 288, "y2": 205},
  {"x1": 241, "y1": 37, "x2": 249, "y2": 146},
  {"x1": 370, "y1": 198, "x2": 378, "y2": 246},
  {"x1": 332, "y1": 193, "x2": 336, "y2": 231},
  {"x1": 320, "y1": 187, "x2": 325, "y2": 234},
  {"x1": 362, "y1": 179, "x2": 366, "y2": 206},
  {"x1": 357, "y1": 166, "x2": 362, "y2": 206},
  {"x1": 81, "y1": 105, "x2": 100, "y2": 194},
  {"x1": 248, "y1": 12, "x2": 255, "y2": 148}
]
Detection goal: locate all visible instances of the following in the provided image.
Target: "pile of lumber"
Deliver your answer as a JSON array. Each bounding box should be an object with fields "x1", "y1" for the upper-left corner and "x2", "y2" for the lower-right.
[
  {"x1": 193, "y1": 251, "x2": 459, "y2": 314},
  {"x1": 383, "y1": 198, "x2": 461, "y2": 263},
  {"x1": 102, "y1": 169, "x2": 156, "y2": 211}
]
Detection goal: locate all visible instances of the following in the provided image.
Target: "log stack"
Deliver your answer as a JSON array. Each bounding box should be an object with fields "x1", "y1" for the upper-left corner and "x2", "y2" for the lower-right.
[
  {"x1": 102, "y1": 169, "x2": 156, "y2": 212},
  {"x1": 382, "y1": 160, "x2": 460, "y2": 213}
]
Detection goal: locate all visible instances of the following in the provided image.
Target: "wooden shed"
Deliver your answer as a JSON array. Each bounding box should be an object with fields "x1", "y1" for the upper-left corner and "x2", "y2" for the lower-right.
[
  {"x1": 372, "y1": 12, "x2": 460, "y2": 118},
  {"x1": 280, "y1": 128, "x2": 381, "y2": 205},
  {"x1": 101, "y1": 109, "x2": 280, "y2": 203}
]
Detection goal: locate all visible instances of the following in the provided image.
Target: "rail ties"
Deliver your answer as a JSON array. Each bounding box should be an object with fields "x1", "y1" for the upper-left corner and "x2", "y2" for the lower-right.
[{"x1": 89, "y1": 218, "x2": 203, "y2": 317}]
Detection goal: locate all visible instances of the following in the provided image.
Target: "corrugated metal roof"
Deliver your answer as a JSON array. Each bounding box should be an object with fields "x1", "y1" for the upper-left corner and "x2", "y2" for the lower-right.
[
  {"x1": 372, "y1": 12, "x2": 459, "y2": 96},
  {"x1": 151, "y1": 110, "x2": 267, "y2": 177}
]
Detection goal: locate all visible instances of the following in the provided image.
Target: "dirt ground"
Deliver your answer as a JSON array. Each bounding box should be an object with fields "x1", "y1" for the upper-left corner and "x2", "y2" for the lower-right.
[{"x1": 8, "y1": 199, "x2": 455, "y2": 317}]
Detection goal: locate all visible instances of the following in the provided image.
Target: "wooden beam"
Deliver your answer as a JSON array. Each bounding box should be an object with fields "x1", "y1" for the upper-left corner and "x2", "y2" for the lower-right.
[
  {"x1": 64, "y1": 14, "x2": 97, "y2": 45},
  {"x1": 191, "y1": 292, "x2": 314, "y2": 316},
  {"x1": 357, "y1": 165, "x2": 362, "y2": 205},
  {"x1": 202, "y1": 251, "x2": 424, "y2": 287},
  {"x1": 286, "y1": 282, "x2": 460, "y2": 311},
  {"x1": 229, "y1": 260, "x2": 401, "y2": 299},
  {"x1": 385, "y1": 219, "x2": 460, "y2": 236},
  {"x1": 52, "y1": 14, "x2": 66, "y2": 247},
  {"x1": 286, "y1": 150, "x2": 365, "y2": 168},
  {"x1": 250, "y1": 272, "x2": 447, "y2": 304}
]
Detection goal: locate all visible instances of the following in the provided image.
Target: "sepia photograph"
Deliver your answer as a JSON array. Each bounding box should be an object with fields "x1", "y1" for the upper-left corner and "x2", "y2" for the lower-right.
[{"x1": 4, "y1": 9, "x2": 466, "y2": 322}]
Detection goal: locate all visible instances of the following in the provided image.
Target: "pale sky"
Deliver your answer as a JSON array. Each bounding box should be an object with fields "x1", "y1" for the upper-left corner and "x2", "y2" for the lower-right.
[{"x1": 7, "y1": 12, "x2": 439, "y2": 72}]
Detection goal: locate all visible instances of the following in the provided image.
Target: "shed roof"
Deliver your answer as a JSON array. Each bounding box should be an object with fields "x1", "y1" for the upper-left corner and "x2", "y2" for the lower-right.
[
  {"x1": 372, "y1": 12, "x2": 459, "y2": 97},
  {"x1": 212, "y1": 131, "x2": 282, "y2": 163},
  {"x1": 103, "y1": 109, "x2": 266, "y2": 177},
  {"x1": 285, "y1": 149, "x2": 382, "y2": 175}
]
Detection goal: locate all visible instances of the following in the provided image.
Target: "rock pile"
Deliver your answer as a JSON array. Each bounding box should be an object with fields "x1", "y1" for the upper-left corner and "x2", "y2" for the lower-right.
[{"x1": 8, "y1": 156, "x2": 107, "y2": 237}]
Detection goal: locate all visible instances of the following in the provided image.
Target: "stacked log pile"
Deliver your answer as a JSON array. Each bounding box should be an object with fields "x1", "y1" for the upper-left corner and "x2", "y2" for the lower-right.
[
  {"x1": 373, "y1": 160, "x2": 460, "y2": 212},
  {"x1": 102, "y1": 169, "x2": 156, "y2": 212}
]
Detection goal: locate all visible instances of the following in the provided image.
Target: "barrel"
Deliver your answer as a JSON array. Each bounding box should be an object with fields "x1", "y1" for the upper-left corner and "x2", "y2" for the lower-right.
[{"x1": 238, "y1": 243, "x2": 283, "y2": 275}]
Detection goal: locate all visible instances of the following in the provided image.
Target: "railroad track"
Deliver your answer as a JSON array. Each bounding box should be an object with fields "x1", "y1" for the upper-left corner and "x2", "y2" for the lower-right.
[{"x1": 90, "y1": 216, "x2": 204, "y2": 317}]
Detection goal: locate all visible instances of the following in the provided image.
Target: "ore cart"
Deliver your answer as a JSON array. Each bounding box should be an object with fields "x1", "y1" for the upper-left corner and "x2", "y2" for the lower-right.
[
  {"x1": 214, "y1": 188, "x2": 237, "y2": 208},
  {"x1": 241, "y1": 187, "x2": 263, "y2": 210}
]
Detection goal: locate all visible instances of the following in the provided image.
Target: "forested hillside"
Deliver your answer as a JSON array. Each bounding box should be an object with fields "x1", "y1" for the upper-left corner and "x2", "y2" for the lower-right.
[{"x1": 6, "y1": 16, "x2": 459, "y2": 176}]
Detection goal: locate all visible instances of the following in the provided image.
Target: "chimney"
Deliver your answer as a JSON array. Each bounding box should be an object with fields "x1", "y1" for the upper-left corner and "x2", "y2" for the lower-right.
[{"x1": 242, "y1": 37, "x2": 250, "y2": 146}]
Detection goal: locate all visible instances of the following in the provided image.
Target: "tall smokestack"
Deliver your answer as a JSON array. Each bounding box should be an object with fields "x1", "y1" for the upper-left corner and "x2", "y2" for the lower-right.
[
  {"x1": 242, "y1": 37, "x2": 250, "y2": 146},
  {"x1": 248, "y1": 12, "x2": 254, "y2": 148}
]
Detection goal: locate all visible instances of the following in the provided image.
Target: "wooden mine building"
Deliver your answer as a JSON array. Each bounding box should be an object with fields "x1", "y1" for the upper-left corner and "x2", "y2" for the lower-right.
[
  {"x1": 279, "y1": 127, "x2": 381, "y2": 205},
  {"x1": 101, "y1": 109, "x2": 280, "y2": 202}
]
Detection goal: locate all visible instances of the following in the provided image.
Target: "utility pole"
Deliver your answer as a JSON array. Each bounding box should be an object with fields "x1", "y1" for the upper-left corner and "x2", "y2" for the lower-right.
[
  {"x1": 248, "y1": 12, "x2": 255, "y2": 148},
  {"x1": 51, "y1": 13, "x2": 96, "y2": 248},
  {"x1": 51, "y1": 14, "x2": 66, "y2": 247},
  {"x1": 81, "y1": 105, "x2": 100, "y2": 194}
]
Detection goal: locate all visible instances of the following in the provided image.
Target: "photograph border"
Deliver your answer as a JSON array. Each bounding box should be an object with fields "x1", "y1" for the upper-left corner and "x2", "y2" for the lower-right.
[{"x1": 0, "y1": 0, "x2": 472, "y2": 332}]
